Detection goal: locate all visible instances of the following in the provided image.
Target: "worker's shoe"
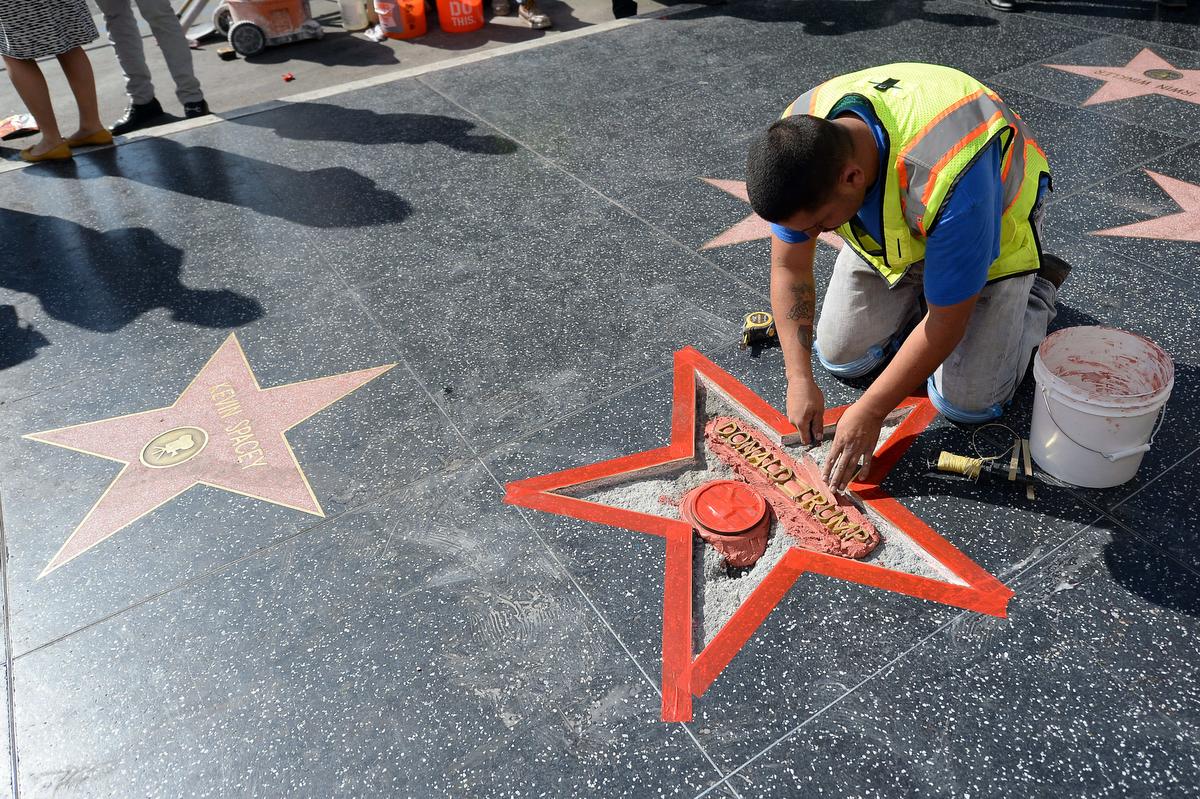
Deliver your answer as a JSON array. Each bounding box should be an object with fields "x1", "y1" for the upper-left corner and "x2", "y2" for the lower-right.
[
  {"x1": 183, "y1": 99, "x2": 211, "y2": 120},
  {"x1": 519, "y1": 0, "x2": 551, "y2": 28},
  {"x1": 110, "y1": 98, "x2": 167, "y2": 136},
  {"x1": 986, "y1": 0, "x2": 1017, "y2": 10},
  {"x1": 1038, "y1": 254, "x2": 1072, "y2": 289},
  {"x1": 493, "y1": 0, "x2": 511, "y2": 14}
]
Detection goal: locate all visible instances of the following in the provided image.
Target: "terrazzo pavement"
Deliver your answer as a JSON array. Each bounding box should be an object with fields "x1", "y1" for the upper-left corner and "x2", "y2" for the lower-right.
[{"x1": 1, "y1": 0, "x2": 1199, "y2": 796}]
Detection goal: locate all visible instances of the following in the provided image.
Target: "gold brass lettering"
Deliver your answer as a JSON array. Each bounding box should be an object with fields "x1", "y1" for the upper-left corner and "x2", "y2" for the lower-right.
[
  {"x1": 779, "y1": 481, "x2": 804, "y2": 500},
  {"x1": 715, "y1": 417, "x2": 872, "y2": 543},
  {"x1": 769, "y1": 467, "x2": 793, "y2": 484},
  {"x1": 209, "y1": 387, "x2": 268, "y2": 469}
]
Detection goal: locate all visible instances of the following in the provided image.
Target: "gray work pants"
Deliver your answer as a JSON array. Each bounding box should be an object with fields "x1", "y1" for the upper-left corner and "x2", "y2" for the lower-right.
[
  {"x1": 95, "y1": 0, "x2": 204, "y2": 105},
  {"x1": 815, "y1": 245, "x2": 1059, "y2": 423}
]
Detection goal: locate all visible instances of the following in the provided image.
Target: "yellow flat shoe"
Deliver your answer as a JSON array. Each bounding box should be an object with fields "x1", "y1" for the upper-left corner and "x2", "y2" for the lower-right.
[
  {"x1": 65, "y1": 129, "x2": 113, "y2": 147},
  {"x1": 20, "y1": 142, "x2": 73, "y2": 162}
]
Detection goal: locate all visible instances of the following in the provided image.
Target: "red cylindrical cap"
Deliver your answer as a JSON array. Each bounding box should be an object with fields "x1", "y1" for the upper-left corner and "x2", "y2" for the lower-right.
[{"x1": 689, "y1": 480, "x2": 767, "y2": 534}]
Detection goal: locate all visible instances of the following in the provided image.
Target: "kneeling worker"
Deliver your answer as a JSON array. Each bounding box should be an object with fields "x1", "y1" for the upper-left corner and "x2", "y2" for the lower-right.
[{"x1": 746, "y1": 63, "x2": 1071, "y2": 492}]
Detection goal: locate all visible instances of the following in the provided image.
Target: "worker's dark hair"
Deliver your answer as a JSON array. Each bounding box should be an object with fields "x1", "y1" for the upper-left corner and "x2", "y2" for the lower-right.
[{"x1": 746, "y1": 115, "x2": 853, "y2": 223}]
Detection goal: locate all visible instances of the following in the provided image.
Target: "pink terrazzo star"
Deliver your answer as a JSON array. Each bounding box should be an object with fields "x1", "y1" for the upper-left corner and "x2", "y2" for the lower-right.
[
  {"x1": 25, "y1": 334, "x2": 394, "y2": 577},
  {"x1": 1046, "y1": 49, "x2": 1200, "y2": 107},
  {"x1": 700, "y1": 178, "x2": 843, "y2": 250},
  {"x1": 1092, "y1": 170, "x2": 1200, "y2": 242}
]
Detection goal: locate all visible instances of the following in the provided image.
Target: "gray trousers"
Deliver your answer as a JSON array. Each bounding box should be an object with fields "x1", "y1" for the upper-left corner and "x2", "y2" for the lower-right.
[
  {"x1": 815, "y1": 244, "x2": 1058, "y2": 423},
  {"x1": 95, "y1": 0, "x2": 204, "y2": 105}
]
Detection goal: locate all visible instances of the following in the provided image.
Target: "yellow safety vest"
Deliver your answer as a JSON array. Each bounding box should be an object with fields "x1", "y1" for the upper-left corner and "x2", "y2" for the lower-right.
[{"x1": 784, "y1": 63, "x2": 1050, "y2": 287}]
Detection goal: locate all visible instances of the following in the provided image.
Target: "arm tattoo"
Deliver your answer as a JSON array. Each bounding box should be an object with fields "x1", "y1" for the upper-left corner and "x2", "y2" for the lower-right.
[
  {"x1": 786, "y1": 283, "x2": 815, "y2": 322},
  {"x1": 787, "y1": 283, "x2": 815, "y2": 350}
]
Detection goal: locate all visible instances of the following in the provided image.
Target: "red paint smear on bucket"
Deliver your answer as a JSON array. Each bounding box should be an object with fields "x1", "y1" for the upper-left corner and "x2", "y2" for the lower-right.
[{"x1": 1044, "y1": 328, "x2": 1172, "y2": 399}]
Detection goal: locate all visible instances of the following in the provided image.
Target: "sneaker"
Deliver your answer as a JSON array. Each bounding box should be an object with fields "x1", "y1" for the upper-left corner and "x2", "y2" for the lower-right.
[
  {"x1": 110, "y1": 98, "x2": 167, "y2": 136},
  {"x1": 183, "y1": 99, "x2": 211, "y2": 120},
  {"x1": 1038, "y1": 254, "x2": 1072, "y2": 289},
  {"x1": 493, "y1": 0, "x2": 511, "y2": 14},
  {"x1": 518, "y1": 0, "x2": 551, "y2": 28}
]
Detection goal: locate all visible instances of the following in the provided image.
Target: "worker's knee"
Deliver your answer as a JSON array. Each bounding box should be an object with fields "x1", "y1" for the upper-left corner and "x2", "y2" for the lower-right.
[
  {"x1": 926, "y1": 375, "x2": 1005, "y2": 424},
  {"x1": 816, "y1": 336, "x2": 899, "y2": 379}
]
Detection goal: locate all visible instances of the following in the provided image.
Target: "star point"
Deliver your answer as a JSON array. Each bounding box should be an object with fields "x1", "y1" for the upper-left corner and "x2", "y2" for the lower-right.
[
  {"x1": 505, "y1": 348, "x2": 1013, "y2": 721},
  {"x1": 701, "y1": 178, "x2": 843, "y2": 250},
  {"x1": 1046, "y1": 49, "x2": 1200, "y2": 107},
  {"x1": 1091, "y1": 169, "x2": 1200, "y2": 242},
  {"x1": 26, "y1": 334, "x2": 394, "y2": 577}
]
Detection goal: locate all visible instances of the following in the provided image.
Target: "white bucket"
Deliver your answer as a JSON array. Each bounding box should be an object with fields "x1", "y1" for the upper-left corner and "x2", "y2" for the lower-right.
[{"x1": 1031, "y1": 326, "x2": 1173, "y2": 488}]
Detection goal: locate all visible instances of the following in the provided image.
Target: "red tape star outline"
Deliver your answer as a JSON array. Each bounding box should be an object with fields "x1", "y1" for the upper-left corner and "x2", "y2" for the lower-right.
[{"x1": 504, "y1": 348, "x2": 1014, "y2": 721}]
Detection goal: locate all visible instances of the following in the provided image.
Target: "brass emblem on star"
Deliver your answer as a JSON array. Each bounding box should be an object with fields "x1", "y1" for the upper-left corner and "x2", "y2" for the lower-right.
[
  {"x1": 1144, "y1": 69, "x2": 1183, "y2": 81},
  {"x1": 140, "y1": 427, "x2": 209, "y2": 468}
]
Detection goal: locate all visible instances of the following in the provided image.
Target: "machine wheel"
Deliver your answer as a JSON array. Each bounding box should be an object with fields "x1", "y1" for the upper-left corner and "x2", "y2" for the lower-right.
[
  {"x1": 212, "y1": 3, "x2": 233, "y2": 36},
  {"x1": 228, "y1": 20, "x2": 267, "y2": 57}
]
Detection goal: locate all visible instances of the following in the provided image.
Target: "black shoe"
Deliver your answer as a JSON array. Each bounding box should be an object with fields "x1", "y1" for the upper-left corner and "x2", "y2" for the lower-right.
[
  {"x1": 612, "y1": 0, "x2": 637, "y2": 17},
  {"x1": 987, "y1": 0, "x2": 1017, "y2": 10},
  {"x1": 110, "y1": 98, "x2": 167, "y2": 135},
  {"x1": 1038, "y1": 254, "x2": 1072, "y2": 289},
  {"x1": 183, "y1": 99, "x2": 210, "y2": 119}
]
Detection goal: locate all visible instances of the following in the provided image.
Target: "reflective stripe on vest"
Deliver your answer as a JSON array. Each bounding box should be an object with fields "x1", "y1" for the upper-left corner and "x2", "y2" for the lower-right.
[{"x1": 781, "y1": 64, "x2": 1050, "y2": 287}]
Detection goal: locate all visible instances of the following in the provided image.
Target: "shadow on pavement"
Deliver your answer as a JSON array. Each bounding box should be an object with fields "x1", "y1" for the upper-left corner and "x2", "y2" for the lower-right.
[
  {"x1": 0, "y1": 304, "x2": 50, "y2": 370},
  {"x1": 669, "y1": 0, "x2": 998, "y2": 35},
  {"x1": 240, "y1": 29, "x2": 401, "y2": 67},
  {"x1": 0, "y1": 208, "x2": 263, "y2": 344},
  {"x1": 23, "y1": 138, "x2": 411, "y2": 228},
  {"x1": 233, "y1": 101, "x2": 519, "y2": 153}
]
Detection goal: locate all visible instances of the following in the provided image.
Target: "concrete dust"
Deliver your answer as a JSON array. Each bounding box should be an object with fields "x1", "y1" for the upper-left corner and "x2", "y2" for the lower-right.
[{"x1": 569, "y1": 382, "x2": 966, "y2": 645}]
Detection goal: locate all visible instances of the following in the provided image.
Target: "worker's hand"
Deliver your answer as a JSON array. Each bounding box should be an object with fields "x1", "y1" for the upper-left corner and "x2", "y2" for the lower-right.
[
  {"x1": 786, "y1": 377, "x2": 825, "y2": 445},
  {"x1": 821, "y1": 401, "x2": 884, "y2": 492}
]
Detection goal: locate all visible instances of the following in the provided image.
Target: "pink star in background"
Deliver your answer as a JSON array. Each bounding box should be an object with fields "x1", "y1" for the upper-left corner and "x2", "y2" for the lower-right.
[
  {"x1": 700, "y1": 178, "x2": 842, "y2": 250},
  {"x1": 1091, "y1": 170, "x2": 1200, "y2": 242},
  {"x1": 25, "y1": 334, "x2": 393, "y2": 577},
  {"x1": 1046, "y1": 49, "x2": 1200, "y2": 107}
]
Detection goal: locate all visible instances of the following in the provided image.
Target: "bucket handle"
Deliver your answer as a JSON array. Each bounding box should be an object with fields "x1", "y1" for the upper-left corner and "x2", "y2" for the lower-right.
[{"x1": 1038, "y1": 386, "x2": 1168, "y2": 462}]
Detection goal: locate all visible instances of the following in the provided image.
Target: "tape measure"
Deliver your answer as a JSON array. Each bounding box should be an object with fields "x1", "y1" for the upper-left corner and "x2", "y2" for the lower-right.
[{"x1": 740, "y1": 311, "x2": 778, "y2": 350}]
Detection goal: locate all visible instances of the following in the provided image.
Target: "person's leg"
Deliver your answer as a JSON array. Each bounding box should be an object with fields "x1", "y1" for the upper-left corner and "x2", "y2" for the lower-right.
[
  {"x1": 1, "y1": 56, "x2": 63, "y2": 156},
  {"x1": 815, "y1": 245, "x2": 924, "y2": 379},
  {"x1": 95, "y1": 0, "x2": 157, "y2": 106},
  {"x1": 928, "y1": 272, "x2": 1058, "y2": 422},
  {"x1": 55, "y1": 47, "x2": 106, "y2": 141},
  {"x1": 133, "y1": 0, "x2": 205, "y2": 105},
  {"x1": 612, "y1": 0, "x2": 637, "y2": 17}
]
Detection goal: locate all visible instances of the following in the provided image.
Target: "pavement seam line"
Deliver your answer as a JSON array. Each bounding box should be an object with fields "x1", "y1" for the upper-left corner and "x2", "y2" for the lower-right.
[
  {"x1": 0, "y1": 491, "x2": 22, "y2": 799},
  {"x1": 695, "y1": 513, "x2": 1108, "y2": 798},
  {"x1": 413, "y1": 81, "x2": 773, "y2": 305},
  {"x1": 347, "y1": 284, "x2": 744, "y2": 792},
  {"x1": 501, "y1": 490, "x2": 743, "y2": 794},
  {"x1": 1110, "y1": 443, "x2": 1200, "y2": 511}
]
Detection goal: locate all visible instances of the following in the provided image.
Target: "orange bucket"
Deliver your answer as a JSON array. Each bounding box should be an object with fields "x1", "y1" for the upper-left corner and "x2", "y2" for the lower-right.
[
  {"x1": 436, "y1": 0, "x2": 483, "y2": 32},
  {"x1": 373, "y1": 0, "x2": 426, "y2": 38}
]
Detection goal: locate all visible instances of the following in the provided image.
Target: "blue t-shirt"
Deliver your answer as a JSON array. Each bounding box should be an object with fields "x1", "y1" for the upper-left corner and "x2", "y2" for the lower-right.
[{"x1": 771, "y1": 102, "x2": 1041, "y2": 307}]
